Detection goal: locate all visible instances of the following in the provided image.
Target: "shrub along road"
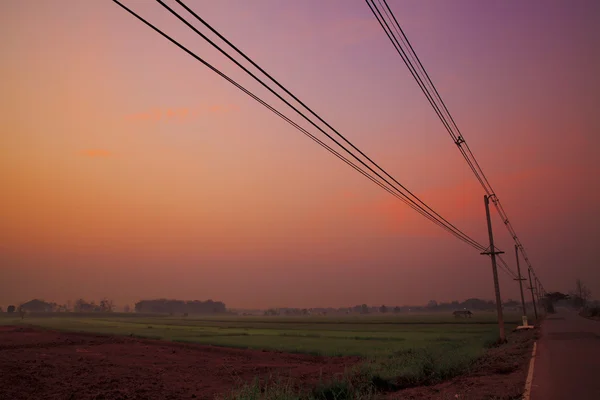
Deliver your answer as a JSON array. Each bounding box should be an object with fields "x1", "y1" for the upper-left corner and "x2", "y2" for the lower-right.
[{"x1": 531, "y1": 308, "x2": 600, "y2": 400}]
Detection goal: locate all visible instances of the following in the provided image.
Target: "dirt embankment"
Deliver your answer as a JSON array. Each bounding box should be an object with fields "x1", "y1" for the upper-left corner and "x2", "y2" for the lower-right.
[
  {"x1": 388, "y1": 328, "x2": 539, "y2": 400},
  {"x1": 0, "y1": 326, "x2": 359, "y2": 400}
]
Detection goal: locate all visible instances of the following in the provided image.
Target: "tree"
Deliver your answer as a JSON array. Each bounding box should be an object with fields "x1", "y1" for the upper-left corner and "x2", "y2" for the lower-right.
[
  {"x1": 360, "y1": 304, "x2": 369, "y2": 314},
  {"x1": 99, "y1": 298, "x2": 115, "y2": 312},
  {"x1": 393, "y1": 306, "x2": 401, "y2": 313},
  {"x1": 379, "y1": 305, "x2": 388, "y2": 313},
  {"x1": 0, "y1": 306, "x2": 3, "y2": 313},
  {"x1": 74, "y1": 299, "x2": 99, "y2": 312},
  {"x1": 7, "y1": 305, "x2": 15, "y2": 313},
  {"x1": 573, "y1": 279, "x2": 591, "y2": 308},
  {"x1": 124, "y1": 304, "x2": 131, "y2": 313},
  {"x1": 135, "y1": 299, "x2": 227, "y2": 315},
  {"x1": 503, "y1": 299, "x2": 519, "y2": 309},
  {"x1": 56, "y1": 304, "x2": 69, "y2": 312},
  {"x1": 20, "y1": 299, "x2": 55, "y2": 313},
  {"x1": 426, "y1": 300, "x2": 438, "y2": 309},
  {"x1": 546, "y1": 292, "x2": 570, "y2": 303}
]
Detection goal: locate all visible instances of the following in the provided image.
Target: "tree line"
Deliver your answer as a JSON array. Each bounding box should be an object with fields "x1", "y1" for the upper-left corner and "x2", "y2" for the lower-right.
[
  {"x1": 134, "y1": 299, "x2": 226, "y2": 315},
  {"x1": 260, "y1": 298, "x2": 524, "y2": 316},
  {"x1": 1, "y1": 298, "x2": 227, "y2": 315},
  {"x1": 1, "y1": 298, "x2": 116, "y2": 314},
  {"x1": 545, "y1": 279, "x2": 594, "y2": 312}
]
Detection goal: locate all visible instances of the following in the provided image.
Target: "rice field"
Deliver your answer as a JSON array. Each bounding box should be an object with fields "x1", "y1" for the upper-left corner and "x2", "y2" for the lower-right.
[{"x1": 0, "y1": 312, "x2": 528, "y2": 397}]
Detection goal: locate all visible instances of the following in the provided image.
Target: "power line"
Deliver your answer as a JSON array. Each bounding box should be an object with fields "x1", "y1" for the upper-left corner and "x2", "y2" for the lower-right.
[
  {"x1": 365, "y1": 0, "x2": 490, "y2": 194},
  {"x1": 366, "y1": 0, "x2": 544, "y2": 288},
  {"x1": 497, "y1": 255, "x2": 519, "y2": 280},
  {"x1": 162, "y1": 0, "x2": 485, "y2": 251},
  {"x1": 112, "y1": 0, "x2": 487, "y2": 252}
]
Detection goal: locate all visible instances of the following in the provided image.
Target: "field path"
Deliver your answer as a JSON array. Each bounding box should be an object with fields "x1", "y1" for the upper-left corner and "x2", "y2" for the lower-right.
[{"x1": 530, "y1": 308, "x2": 600, "y2": 400}]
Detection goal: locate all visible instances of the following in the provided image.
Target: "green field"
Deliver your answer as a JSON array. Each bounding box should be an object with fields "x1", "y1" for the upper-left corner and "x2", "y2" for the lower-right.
[{"x1": 0, "y1": 312, "x2": 527, "y2": 397}]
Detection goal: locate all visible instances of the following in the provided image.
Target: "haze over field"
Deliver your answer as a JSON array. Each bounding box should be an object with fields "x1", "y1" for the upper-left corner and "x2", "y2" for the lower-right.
[{"x1": 1, "y1": 0, "x2": 599, "y2": 308}]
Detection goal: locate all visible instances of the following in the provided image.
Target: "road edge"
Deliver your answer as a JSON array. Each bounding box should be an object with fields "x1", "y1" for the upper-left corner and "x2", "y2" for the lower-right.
[{"x1": 522, "y1": 341, "x2": 537, "y2": 400}]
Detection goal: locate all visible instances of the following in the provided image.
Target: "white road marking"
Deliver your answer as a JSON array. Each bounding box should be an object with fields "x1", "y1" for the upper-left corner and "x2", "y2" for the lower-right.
[{"x1": 523, "y1": 341, "x2": 538, "y2": 400}]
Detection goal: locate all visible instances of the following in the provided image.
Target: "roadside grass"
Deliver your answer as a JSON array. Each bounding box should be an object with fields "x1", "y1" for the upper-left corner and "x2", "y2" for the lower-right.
[
  {"x1": 221, "y1": 341, "x2": 491, "y2": 400},
  {"x1": 0, "y1": 313, "x2": 525, "y2": 398}
]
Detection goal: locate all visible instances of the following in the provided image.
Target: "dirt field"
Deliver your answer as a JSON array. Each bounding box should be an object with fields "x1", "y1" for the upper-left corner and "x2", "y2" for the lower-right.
[
  {"x1": 0, "y1": 326, "x2": 359, "y2": 400},
  {"x1": 0, "y1": 324, "x2": 537, "y2": 400}
]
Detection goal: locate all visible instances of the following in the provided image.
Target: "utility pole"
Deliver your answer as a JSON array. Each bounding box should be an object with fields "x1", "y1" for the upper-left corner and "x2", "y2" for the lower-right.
[
  {"x1": 482, "y1": 195, "x2": 506, "y2": 342},
  {"x1": 537, "y1": 279, "x2": 544, "y2": 313},
  {"x1": 528, "y1": 267, "x2": 538, "y2": 320},
  {"x1": 514, "y1": 244, "x2": 528, "y2": 325}
]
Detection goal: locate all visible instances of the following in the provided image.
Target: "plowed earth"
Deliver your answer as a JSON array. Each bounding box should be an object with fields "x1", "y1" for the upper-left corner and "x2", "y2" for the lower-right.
[{"x1": 0, "y1": 326, "x2": 359, "y2": 400}]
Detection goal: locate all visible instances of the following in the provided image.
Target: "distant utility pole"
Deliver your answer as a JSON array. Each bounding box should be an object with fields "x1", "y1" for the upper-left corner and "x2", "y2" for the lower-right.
[
  {"x1": 482, "y1": 195, "x2": 506, "y2": 342},
  {"x1": 514, "y1": 245, "x2": 528, "y2": 324},
  {"x1": 528, "y1": 267, "x2": 538, "y2": 320},
  {"x1": 537, "y1": 279, "x2": 544, "y2": 312}
]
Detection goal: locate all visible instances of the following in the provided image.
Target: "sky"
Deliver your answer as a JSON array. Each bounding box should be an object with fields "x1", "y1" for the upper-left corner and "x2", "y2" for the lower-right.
[{"x1": 1, "y1": 0, "x2": 599, "y2": 309}]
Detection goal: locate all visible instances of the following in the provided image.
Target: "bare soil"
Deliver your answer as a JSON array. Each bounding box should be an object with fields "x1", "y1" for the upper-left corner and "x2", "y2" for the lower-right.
[
  {"x1": 0, "y1": 326, "x2": 359, "y2": 400},
  {"x1": 0, "y1": 325, "x2": 538, "y2": 400},
  {"x1": 388, "y1": 327, "x2": 539, "y2": 400}
]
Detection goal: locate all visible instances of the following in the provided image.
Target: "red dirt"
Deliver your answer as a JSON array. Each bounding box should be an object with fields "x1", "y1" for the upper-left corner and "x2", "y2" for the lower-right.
[
  {"x1": 388, "y1": 327, "x2": 539, "y2": 400},
  {"x1": 0, "y1": 326, "x2": 359, "y2": 400}
]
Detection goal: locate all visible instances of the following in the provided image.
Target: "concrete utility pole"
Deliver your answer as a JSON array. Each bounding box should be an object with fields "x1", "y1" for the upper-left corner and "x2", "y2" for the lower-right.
[
  {"x1": 482, "y1": 195, "x2": 506, "y2": 342},
  {"x1": 537, "y1": 279, "x2": 544, "y2": 313},
  {"x1": 514, "y1": 244, "x2": 528, "y2": 325},
  {"x1": 528, "y1": 267, "x2": 538, "y2": 320}
]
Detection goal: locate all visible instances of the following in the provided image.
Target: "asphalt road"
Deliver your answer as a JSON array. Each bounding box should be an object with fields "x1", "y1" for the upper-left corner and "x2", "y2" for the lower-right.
[{"x1": 531, "y1": 308, "x2": 600, "y2": 400}]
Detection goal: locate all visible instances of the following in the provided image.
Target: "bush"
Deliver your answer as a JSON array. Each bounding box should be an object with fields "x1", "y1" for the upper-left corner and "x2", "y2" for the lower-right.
[{"x1": 581, "y1": 306, "x2": 600, "y2": 318}]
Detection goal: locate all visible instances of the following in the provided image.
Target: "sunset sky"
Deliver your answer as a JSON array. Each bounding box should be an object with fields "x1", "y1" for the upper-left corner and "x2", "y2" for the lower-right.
[{"x1": 2, "y1": 0, "x2": 599, "y2": 309}]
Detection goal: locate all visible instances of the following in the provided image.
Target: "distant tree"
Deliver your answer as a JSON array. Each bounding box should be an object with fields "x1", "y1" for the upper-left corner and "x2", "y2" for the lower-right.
[
  {"x1": 379, "y1": 305, "x2": 388, "y2": 313},
  {"x1": 546, "y1": 292, "x2": 570, "y2": 303},
  {"x1": 426, "y1": 300, "x2": 438, "y2": 309},
  {"x1": 123, "y1": 304, "x2": 131, "y2": 313},
  {"x1": 360, "y1": 304, "x2": 369, "y2": 314},
  {"x1": 19, "y1": 307, "x2": 26, "y2": 319},
  {"x1": 20, "y1": 299, "x2": 54, "y2": 313},
  {"x1": 393, "y1": 306, "x2": 401, "y2": 313},
  {"x1": 503, "y1": 299, "x2": 519, "y2": 309},
  {"x1": 7, "y1": 305, "x2": 15, "y2": 313},
  {"x1": 99, "y1": 298, "x2": 115, "y2": 312},
  {"x1": 135, "y1": 299, "x2": 226, "y2": 315},
  {"x1": 462, "y1": 298, "x2": 493, "y2": 311},
  {"x1": 0, "y1": 306, "x2": 3, "y2": 313},
  {"x1": 572, "y1": 279, "x2": 591, "y2": 308},
  {"x1": 74, "y1": 299, "x2": 100, "y2": 312}
]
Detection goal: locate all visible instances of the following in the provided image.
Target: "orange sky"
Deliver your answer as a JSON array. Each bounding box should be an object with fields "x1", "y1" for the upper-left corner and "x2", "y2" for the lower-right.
[{"x1": 1, "y1": 0, "x2": 599, "y2": 308}]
